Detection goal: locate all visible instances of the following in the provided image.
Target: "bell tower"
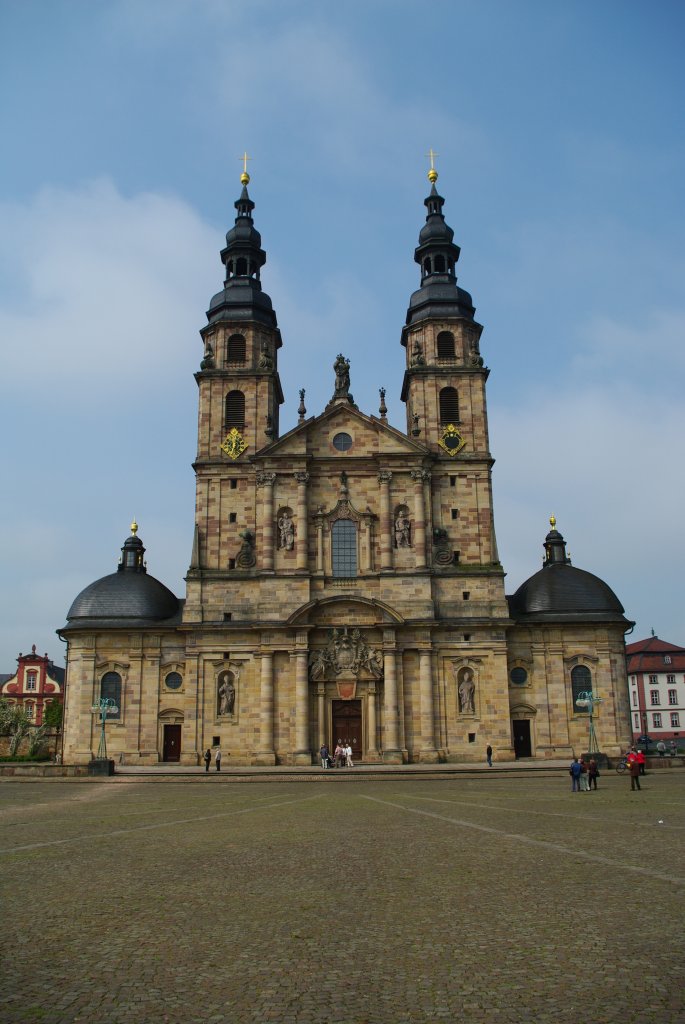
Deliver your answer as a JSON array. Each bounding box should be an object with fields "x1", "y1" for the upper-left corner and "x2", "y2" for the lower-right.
[
  {"x1": 401, "y1": 159, "x2": 500, "y2": 571},
  {"x1": 188, "y1": 167, "x2": 283, "y2": 586}
]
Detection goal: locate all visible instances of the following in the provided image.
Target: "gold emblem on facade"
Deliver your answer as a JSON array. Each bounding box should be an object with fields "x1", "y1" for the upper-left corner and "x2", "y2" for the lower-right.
[
  {"x1": 438, "y1": 423, "x2": 466, "y2": 457},
  {"x1": 221, "y1": 428, "x2": 247, "y2": 460}
]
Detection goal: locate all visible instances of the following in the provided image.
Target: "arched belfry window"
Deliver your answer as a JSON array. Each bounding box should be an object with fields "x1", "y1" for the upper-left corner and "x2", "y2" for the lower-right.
[
  {"x1": 332, "y1": 520, "x2": 357, "y2": 577},
  {"x1": 437, "y1": 332, "x2": 455, "y2": 359},
  {"x1": 439, "y1": 387, "x2": 460, "y2": 424},
  {"x1": 225, "y1": 390, "x2": 245, "y2": 430},
  {"x1": 226, "y1": 334, "x2": 246, "y2": 364},
  {"x1": 571, "y1": 665, "x2": 592, "y2": 712},
  {"x1": 100, "y1": 672, "x2": 122, "y2": 720},
  {"x1": 236, "y1": 257, "x2": 248, "y2": 276}
]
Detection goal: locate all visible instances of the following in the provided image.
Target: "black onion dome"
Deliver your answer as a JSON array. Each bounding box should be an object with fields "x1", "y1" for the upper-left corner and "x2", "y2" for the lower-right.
[
  {"x1": 61, "y1": 527, "x2": 180, "y2": 630},
  {"x1": 406, "y1": 181, "x2": 476, "y2": 326},
  {"x1": 206, "y1": 181, "x2": 277, "y2": 328}
]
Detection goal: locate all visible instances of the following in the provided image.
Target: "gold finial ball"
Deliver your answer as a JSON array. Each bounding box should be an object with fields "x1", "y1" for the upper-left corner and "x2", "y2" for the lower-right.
[
  {"x1": 130, "y1": 518, "x2": 138, "y2": 536},
  {"x1": 428, "y1": 167, "x2": 438, "y2": 184},
  {"x1": 240, "y1": 171, "x2": 250, "y2": 186},
  {"x1": 549, "y1": 514, "x2": 556, "y2": 531}
]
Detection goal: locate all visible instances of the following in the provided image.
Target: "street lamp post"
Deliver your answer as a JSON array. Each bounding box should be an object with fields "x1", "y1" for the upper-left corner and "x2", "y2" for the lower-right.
[
  {"x1": 575, "y1": 690, "x2": 603, "y2": 756},
  {"x1": 89, "y1": 697, "x2": 118, "y2": 774}
]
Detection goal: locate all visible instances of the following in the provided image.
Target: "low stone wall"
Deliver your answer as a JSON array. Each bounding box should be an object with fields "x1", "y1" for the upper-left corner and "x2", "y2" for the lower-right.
[
  {"x1": 0, "y1": 763, "x2": 90, "y2": 777},
  {"x1": 0, "y1": 730, "x2": 60, "y2": 759}
]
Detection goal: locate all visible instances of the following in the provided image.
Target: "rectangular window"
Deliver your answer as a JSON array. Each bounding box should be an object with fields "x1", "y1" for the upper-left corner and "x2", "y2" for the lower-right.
[
  {"x1": 667, "y1": 674, "x2": 675, "y2": 684},
  {"x1": 653, "y1": 713, "x2": 662, "y2": 728},
  {"x1": 649, "y1": 674, "x2": 658, "y2": 684},
  {"x1": 669, "y1": 689, "x2": 678, "y2": 705},
  {"x1": 453, "y1": 551, "x2": 460, "y2": 564},
  {"x1": 650, "y1": 690, "x2": 660, "y2": 706},
  {"x1": 671, "y1": 713, "x2": 680, "y2": 728},
  {"x1": 450, "y1": 476, "x2": 457, "y2": 488},
  {"x1": 463, "y1": 591, "x2": 470, "y2": 601},
  {"x1": 331, "y1": 519, "x2": 357, "y2": 577},
  {"x1": 25, "y1": 703, "x2": 34, "y2": 718},
  {"x1": 229, "y1": 512, "x2": 237, "y2": 523},
  {"x1": 230, "y1": 479, "x2": 237, "y2": 489},
  {"x1": 664, "y1": 655, "x2": 672, "y2": 665},
  {"x1": 634, "y1": 713, "x2": 640, "y2": 729},
  {"x1": 228, "y1": 558, "x2": 236, "y2": 570},
  {"x1": 463, "y1": 633, "x2": 471, "y2": 642},
  {"x1": 631, "y1": 691, "x2": 637, "y2": 706},
  {"x1": 26, "y1": 672, "x2": 37, "y2": 691},
  {"x1": 451, "y1": 509, "x2": 459, "y2": 520}
]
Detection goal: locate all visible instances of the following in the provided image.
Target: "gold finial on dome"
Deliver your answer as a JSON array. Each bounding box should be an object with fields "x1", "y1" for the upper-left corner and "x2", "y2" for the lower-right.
[
  {"x1": 426, "y1": 147, "x2": 439, "y2": 184},
  {"x1": 130, "y1": 518, "x2": 138, "y2": 536},
  {"x1": 240, "y1": 151, "x2": 251, "y2": 186},
  {"x1": 549, "y1": 514, "x2": 556, "y2": 531}
]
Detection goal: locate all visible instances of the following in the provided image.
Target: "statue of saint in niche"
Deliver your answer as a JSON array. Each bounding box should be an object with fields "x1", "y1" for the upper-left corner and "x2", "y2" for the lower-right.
[
  {"x1": 395, "y1": 510, "x2": 411, "y2": 548},
  {"x1": 278, "y1": 512, "x2": 295, "y2": 550},
  {"x1": 218, "y1": 673, "x2": 236, "y2": 716},
  {"x1": 457, "y1": 669, "x2": 476, "y2": 715}
]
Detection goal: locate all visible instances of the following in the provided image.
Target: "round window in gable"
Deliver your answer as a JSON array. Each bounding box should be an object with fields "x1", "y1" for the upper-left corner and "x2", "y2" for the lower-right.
[
  {"x1": 332, "y1": 432, "x2": 353, "y2": 452},
  {"x1": 510, "y1": 667, "x2": 528, "y2": 686},
  {"x1": 165, "y1": 672, "x2": 182, "y2": 690}
]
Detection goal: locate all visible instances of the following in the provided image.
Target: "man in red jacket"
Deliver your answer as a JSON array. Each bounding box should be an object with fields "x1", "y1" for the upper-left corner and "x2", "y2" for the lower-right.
[{"x1": 637, "y1": 748, "x2": 646, "y2": 776}]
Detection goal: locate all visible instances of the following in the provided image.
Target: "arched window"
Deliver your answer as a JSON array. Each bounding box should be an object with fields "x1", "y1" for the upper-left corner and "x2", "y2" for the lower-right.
[
  {"x1": 226, "y1": 334, "x2": 246, "y2": 364},
  {"x1": 437, "y1": 332, "x2": 455, "y2": 358},
  {"x1": 332, "y1": 520, "x2": 357, "y2": 577},
  {"x1": 100, "y1": 672, "x2": 122, "y2": 720},
  {"x1": 423, "y1": 257, "x2": 431, "y2": 276},
  {"x1": 236, "y1": 257, "x2": 248, "y2": 276},
  {"x1": 225, "y1": 390, "x2": 245, "y2": 430},
  {"x1": 571, "y1": 665, "x2": 592, "y2": 712},
  {"x1": 439, "y1": 387, "x2": 460, "y2": 424},
  {"x1": 434, "y1": 254, "x2": 446, "y2": 273}
]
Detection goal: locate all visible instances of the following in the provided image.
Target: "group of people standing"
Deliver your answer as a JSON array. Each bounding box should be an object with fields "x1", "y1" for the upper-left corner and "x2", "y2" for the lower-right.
[
  {"x1": 569, "y1": 756, "x2": 600, "y2": 791},
  {"x1": 320, "y1": 742, "x2": 354, "y2": 768}
]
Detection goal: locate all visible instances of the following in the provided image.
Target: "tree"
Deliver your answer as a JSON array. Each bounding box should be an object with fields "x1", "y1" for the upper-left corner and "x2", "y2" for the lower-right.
[
  {"x1": 0, "y1": 699, "x2": 35, "y2": 756},
  {"x1": 43, "y1": 701, "x2": 63, "y2": 730}
]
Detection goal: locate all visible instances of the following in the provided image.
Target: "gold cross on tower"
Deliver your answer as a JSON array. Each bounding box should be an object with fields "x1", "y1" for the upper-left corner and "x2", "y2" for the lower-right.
[
  {"x1": 426, "y1": 147, "x2": 439, "y2": 184},
  {"x1": 240, "y1": 151, "x2": 251, "y2": 186}
]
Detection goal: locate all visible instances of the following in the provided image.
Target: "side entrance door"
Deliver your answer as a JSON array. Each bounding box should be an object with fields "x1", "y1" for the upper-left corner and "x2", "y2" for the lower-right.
[
  {"x1": 163, "y1": 724, "x2": 181, "y2": 762},
  {"x1": 332, "y1": 699, "x2": 362, "y2": 762},
  {"x1": 512, "y1": 720, "x2": 532, "y2": 758}
]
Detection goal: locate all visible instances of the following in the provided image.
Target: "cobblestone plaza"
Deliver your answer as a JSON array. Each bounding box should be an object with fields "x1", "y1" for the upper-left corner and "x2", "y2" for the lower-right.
[{"x1": 2, "y1": 772, "x2": 684, "y2": 1023}]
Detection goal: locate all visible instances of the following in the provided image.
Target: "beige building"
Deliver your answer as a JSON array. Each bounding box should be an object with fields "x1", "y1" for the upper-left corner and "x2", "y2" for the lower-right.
[{"x1": 59, "y1": 169, "x2": 633, "y2": 765}]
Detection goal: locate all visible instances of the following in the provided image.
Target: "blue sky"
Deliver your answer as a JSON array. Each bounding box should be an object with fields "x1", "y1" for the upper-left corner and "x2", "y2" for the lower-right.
[{"x1": 1, "y1": 0, "x2": 683, "y2": 669}]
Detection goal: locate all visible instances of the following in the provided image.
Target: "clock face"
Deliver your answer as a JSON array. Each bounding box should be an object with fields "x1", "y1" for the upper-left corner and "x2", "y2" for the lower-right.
[
  {"x1": 438, "y1": 424, "x2": 465, "y2": 457},
  {"x1": 220, "y1": 428, "x2": 247, "y2": 460}
]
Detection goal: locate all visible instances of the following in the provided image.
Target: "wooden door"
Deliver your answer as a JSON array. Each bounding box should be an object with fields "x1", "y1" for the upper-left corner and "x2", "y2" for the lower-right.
[
  {"x1": 163, "y1": 724, "x2": 181, "y2": 762},
  {"x1": 332, "y1": 700, "x2": 362, "y2": 761},
  {"x1": 512, "y1": 720, "x2": 532, "y2": 758}
]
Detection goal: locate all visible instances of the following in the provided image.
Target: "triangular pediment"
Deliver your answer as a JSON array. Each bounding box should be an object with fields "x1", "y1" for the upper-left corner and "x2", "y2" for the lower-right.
[{"x1": 252, "y1": 403, "x2": 430, "y2": 462}]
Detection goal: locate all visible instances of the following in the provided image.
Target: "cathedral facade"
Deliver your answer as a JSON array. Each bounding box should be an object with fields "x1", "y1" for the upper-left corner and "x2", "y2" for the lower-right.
[{"x1": 60, "y1": 169, "x2": 633, "y2": 765}]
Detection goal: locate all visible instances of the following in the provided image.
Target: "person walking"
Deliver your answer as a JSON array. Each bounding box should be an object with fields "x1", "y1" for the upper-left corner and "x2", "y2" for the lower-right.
[
  {"x1": 203, "y1": 748, "x2": 211, "y2": 773},
  {"x1": 334, "y1": 741, "x2": 343, "y2": 768},
  {"x1": 486, "y1": 744, "x2": 493, "y2": 768},
  {"x1": 345, "y1": 742, "x2": 354, "y2": 767},
  {"x1": 320, "y1": 743, "x2": 330, "y2": 769},
  {"x1": 215, "y1": 746, "x2": 222, "y2": 772},
  {"x1": 670, "y1": 740, "x2": 677, "y2": 757},
  {"x1": 629, "y1": 755, "x2": 641, "y2": 791},
  {"x1": 637, "y1": 747, "x2": 646, "y2": 776},
  {"x1": 657, "y1": 740, "x2": 666, "y2": 758},
  {"x1": 588, "y1": 757, "x2": 599, "y2": 790},
  {"x1": 569, "y1": 758, "x2": 582, "y2": 792}
]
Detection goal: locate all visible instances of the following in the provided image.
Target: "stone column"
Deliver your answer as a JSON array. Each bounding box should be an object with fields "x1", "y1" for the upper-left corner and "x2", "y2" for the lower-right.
[
  {"x1": 294, "y1": 472, "x2": 309, "y2": 573},
  {"x1": 317, "y1": 684, "x2": 326, "y2": 749},
  {"x1": 378, "y1": 470, "x2": 393, "y2": 571},
  {"x1": 294, "y1": 648, "x2": 311, "y2": 764},
  {"x1": 419, "y1": 647, "x2": 438, "y2": 762},
  {"x1": 255, "y1": 651, "x2": 275, "y2": 765},
  {"x1": 315, "y1": 509, "x2": 325, "y2": 574},
  {"x1": 366, "y1": 684, "x2": 379, "y2": 760},
  {"x1": 411, "y1": 469, "x2": 428, "y2": 569},
  {"x1": 382, "y1": 647, "x2": 401, "y2": 763},
  {"x1": 257, "y1": 472, "x2": 276, "y2": 571}
]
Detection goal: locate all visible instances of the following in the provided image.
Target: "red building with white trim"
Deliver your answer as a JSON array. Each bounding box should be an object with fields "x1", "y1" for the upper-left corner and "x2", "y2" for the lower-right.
[
  {"x1": 1, "y1": 645, "x2": 65, "y2": 726},
  {"x1": 626, "y1": 635, "x2": 685, "y2": 745}
]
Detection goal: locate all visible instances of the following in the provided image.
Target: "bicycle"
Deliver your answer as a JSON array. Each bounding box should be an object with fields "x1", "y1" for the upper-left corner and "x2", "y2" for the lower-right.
[{"x1": 615, "y1": 757, "x2": 629, "y2": 774}]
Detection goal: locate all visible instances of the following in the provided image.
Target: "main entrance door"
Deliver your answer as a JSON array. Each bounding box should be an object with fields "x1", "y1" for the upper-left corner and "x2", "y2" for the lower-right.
[
  {"x1": 332, "y1": 699, "x2": 362, "y2": 762},
  {"x1": 512, "y1": 720, "x2": 532, "y2": 758},
  {"x1": 163, "y1": 724, "x2": 181, "y2": 762}
]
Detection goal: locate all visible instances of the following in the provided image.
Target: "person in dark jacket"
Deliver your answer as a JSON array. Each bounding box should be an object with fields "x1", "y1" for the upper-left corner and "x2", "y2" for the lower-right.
[
  {"x1": 203, "y1": 748, "x2": 211, "y2": 773},
  {"x1": 587, "y1": 757, "x2": 599, "y2": 790},
  {"x1": 629, "y1": 757, "x2": 641, "y2": 791},
  {"x1": 570, "y1": 758, "x2": 582, "y2": 792},
  {"x1": 486, "y1": 744, "x2": 493, "y2": 767}
]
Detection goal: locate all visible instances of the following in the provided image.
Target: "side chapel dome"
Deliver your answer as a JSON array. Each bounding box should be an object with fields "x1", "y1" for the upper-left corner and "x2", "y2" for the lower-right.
[{"x1": 63, "y1": 523, "x2": 180, "y2": 628}]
